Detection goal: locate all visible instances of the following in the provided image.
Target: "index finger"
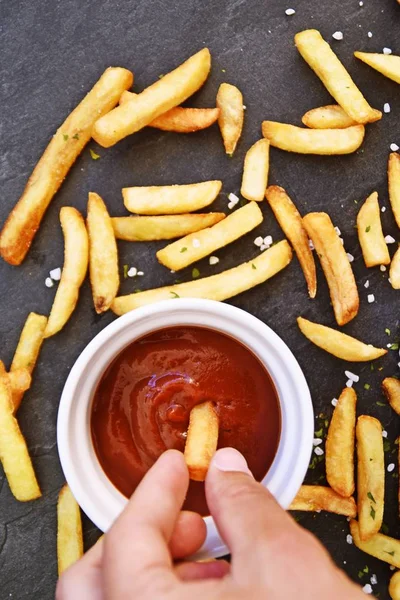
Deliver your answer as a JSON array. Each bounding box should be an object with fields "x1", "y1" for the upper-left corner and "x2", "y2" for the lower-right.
[{"x1": 103, "y1": 450, "x2": 188, "y2": 598}]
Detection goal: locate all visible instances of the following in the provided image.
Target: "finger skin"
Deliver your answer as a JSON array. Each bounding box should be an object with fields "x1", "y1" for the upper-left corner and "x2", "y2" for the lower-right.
[
  {"x1": 175, "y1": 560, "x2": 230, "y2": 581},
  {"x1": 170, "y1": 511, "x2": 207, "y2": 559}
]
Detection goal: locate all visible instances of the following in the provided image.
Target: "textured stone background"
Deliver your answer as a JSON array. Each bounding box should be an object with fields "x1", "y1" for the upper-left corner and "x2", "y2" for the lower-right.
[{"x1": 1, "y1": 0, "x2": 399, "y2": 597}]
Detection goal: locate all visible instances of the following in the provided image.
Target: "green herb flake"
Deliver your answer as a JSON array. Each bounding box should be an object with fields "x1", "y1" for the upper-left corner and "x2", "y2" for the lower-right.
[
  {"x1": 133, "y1": 289, "x2": 141, "y2": 294},
  {"x1": 365, "y1": 225, "x2": 371, "y2": 233},
  {"x1": 180, "y1": 247, "x2": 188, "y2": 253},
  {"x1": 227, "y1": 152, "x2": 233, "y2": 158},
  {"x1": 358, "y1": 571, "x2": 364, "y2": 579},
  {"x1": 370, "y1": 363, "x2": 375, "y2": 371},
  {"x1": 192, "y1": 268, "x2": 200, "y2": 279},
  {"x1": 390, "y1": 343, "x2": 399, "y2": 351},
  {"x1": 384, "y1": 440, "x2": 391, "y2": 452},
  {"x1": 158, "y1": 74, "x2": 164, "y2": 79},
  {"x1": 381, "y1": 523, "x2": 389, "y2": 535},
  {"x1": 363, "y1": 566, "x2": 369, "y2": 574},
  {"x1": 72, "y1": 133, "x2": 80, "y2": 140},
  {"x1": 385, "y1": 328, "x2": 391, "y2": 335},
  {"x1": 252, "y1": 263, "x2": 257, "y2": 270},
  {"x1": 386, "y1": 550, "x2": 395, "y2": 557},
  {"x1": 370, "y1": 505, "x2": 376, "y2": 520},
  {"x1": 367, "y1": 491, "x2": 376, "y2": 503},
  {"x1": 170, "y1": 291, "x2": 180, "y2": 298},
  {"x1": 314, "y1": 428, "x2": 323, "y2": 438},
  {"x1": 89, "y1": 148, "x2": 100, "y2": 160},
  {"x1": 364, "y1": 383, "x2": 371, "y2": 390},
  {"x1": 63, "y1": 133, "x2": 69, "y2": 141},
  {"x1": 123, "y1": 264, "x2": 129, "y2": 279},
  {"x1": 376, "y1": 401, "x2": 386, "y2": 406}
]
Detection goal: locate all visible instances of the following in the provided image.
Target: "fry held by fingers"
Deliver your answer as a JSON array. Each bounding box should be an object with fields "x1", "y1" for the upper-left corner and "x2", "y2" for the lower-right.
[
  {"x1": 112, "y1": 213, "x2": 226, "y2": 241},
  {"x1": 302, "y1": 105, "x2": 357, "y2": 129},
  {"x1": 87, "y1": 192, "x2": 119, "y2": 314},
  {"x1": 216, "y1": 83, "x2": 244, "y2": 155},
  {"x1": 295, "y1": 29, "x2": 381, "y2": 124},
  {"x1": 241, "y1": 139, "x2": 270, "y2": 202},
  {"x1": 357, "y1": 192, "x2": 390, "y2": 267},
  {"x1": 156, "y1": 202, "x2": 263, "y2": 271},
  {"x1": 297, "y1": 317, "x2": 387, "y2": 361},
  {"x1": 184, "y1": 401, "x2": 219, "y2": 481},
  {"x1": 0, "y1": 67, "x2": 133, "y2": 265},
  {"x1": 123, "y1": 180, "x2": 222, "y2": 215},
  {"x1": 303, "y1": 212, "x2": 359, "y2": 325},
  {"x1": 354, "y1": 52, "x2": 400, "y2": 85},
  {"x1": 57, "y1": 484, "x2": 83, "y2": 575},
  {"x1": 356, "y1": 416, "x2": 384, "y2": 541},
  {"x1": 120, "y1": 91, "x2": 219, "y2": 132},
  {"x1": 326, "y1": 387, "x2": 357, "y2": 498},
  {"x1": 45, "y1": 207, "x2": 89, "y2": 338},
  {"x1": 92, "y1": 48, "x2": 211, "y2": 147},
  {"x1": 290, "y1": 485, "x2": 357, "y2": 517},
  {"x1": 112, "y1": 240, "x2": 292, "y2": 314},
  {"x1": 262, "y1": 121, "x2": 365, "y2": 155},
  {"x1": 265, "y1": 186, "x2": 316, "y2": 298},
  {"x1": 389, "y1": 153, "x2": 400, "y2": 229}
]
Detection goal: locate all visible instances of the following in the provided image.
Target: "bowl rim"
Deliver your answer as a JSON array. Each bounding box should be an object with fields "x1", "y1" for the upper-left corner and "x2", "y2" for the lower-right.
[{"x1": 57, "y1": 298, "x2": 314, "y2": 559}]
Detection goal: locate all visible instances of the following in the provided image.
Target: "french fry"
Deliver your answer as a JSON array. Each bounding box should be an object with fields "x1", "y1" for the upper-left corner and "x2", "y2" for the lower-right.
[
  {"x1": 389, "y1": 153, "x2": 400, "y2": 229},
  {"x1": 120, "y1": 91, "x2": 219, "y2": 132},
  {"x1": 297, "y1": 317, "x2": 387, "y2": 362},
  {"x1": 57, "y1": 484, "x2": 83, "y2": 575},
  {"x1": 184, "y1": 401, "x2": 219, "y2": 481},
  {"x1": 355, "y1": 52, "x2": 400, "y2": 85},
  {"x1": 10, "y1": 312, "x2": 47, "y2": 411},
  {"x1": 240, "y1": 139, "x2": 270, "y2": 202},
  {"x1": 261, "y1": 121, "x2": 365, "y2": 155},
  {"x1": 112, "y1": 240, "x2": 292, "y2": 315},
  {"x1": 265, "y1": 186, "x2": 316, "y2": 298},
  {"x1": 382, "y1": 378, "x2": 400, "y2": 416},
  {"x1": 390, "y1": 245, "x2": 400, "y2": 290},
  {"x1": 289, "y1": 485, "x2": 357, "y2": 517},
  {"x1": 0, "y1": 67, "x2": 133, "y2": 266},
  {"x1": 0, "y1": 363, "x2": 32, "y2": 407},
  {"x1": 390, "y1": 571, "x2": 400, "y2": 600},
  {"x1": 0, "y1": 376, "x2": 41, "y2": 501},
  {"x1": 302, "y1": 105, "x2": 357, "y2": 129},
  {"x1": 45, "y1": 208, "x2": 89, "y2": 338},
  {"x1": 357, "y1": 415, "x2": 384, "y2": 541},
  {"x1": 87, "y1": 193, "x2": 119, "y2": 314},
  {"x1": 303, "y1": 212, "x2": 359, "y2": 325},
  {"x1": 92, "y1": 49, "x2": 211, "y2": 147},
  {"x1": 216, "y1": 83, "x2": 244, "y2": 155},
  {"x1": 112, "y1": 213, "x2": 226, "y2": 241},
  {"x1": 357, "y1": 192, "x2": 390, "y2": 267},
  {"x1": 295, "y1": 30, "x2": 382, "y2": 124},
  {"x1": 123, "y1": 181, "x2": 222, "y2": 215},
  {"x1": 156, "y1": 202, "x2": 263, "y2": 271},
  {"x1": 350, "y1": 520, "x2": 400, "y2": 568},
  {"x1": 326, "y1": 388, "x2": 357, "y2": 498}
]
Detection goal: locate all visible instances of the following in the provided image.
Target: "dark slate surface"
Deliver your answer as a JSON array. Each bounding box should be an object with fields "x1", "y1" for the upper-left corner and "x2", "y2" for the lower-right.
[{"x1": 1, "y1": 0, "x2": 400, "y2": 597}]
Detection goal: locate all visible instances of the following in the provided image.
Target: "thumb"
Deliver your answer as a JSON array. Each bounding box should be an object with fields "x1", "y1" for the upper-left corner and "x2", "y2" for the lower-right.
[{"x1": 205, "y1": 448, "x2": 298, "y2": 577}]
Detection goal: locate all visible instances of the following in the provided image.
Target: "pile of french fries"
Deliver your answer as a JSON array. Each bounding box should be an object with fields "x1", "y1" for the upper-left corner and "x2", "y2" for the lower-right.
[{"x1": 0, "y1": 28, "x2": 399, "y2": 591}]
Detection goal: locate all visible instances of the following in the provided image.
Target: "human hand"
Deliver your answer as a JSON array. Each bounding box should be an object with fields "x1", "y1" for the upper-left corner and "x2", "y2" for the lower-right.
[{"x1": 56, "y1": 448, "x2": 367, "y2": 599}]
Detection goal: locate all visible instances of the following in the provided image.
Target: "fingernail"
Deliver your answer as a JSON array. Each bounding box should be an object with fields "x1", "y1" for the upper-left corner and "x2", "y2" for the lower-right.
[{"x1": 211, "y1": 447, "x2": 253, "y2": 476}]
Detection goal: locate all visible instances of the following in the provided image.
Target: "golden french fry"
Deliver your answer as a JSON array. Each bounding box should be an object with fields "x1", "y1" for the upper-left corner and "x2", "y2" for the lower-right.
[
  {"x1": 357, "y1": 192, "x2": 390, "y2": 267},
  {"x1": 389, "y1": 153, "x2": 400, "y2": 229},
  {"x1": 216, "y1": 83, "x2": 244, "y2": 155},
  {"x1": 350, "y1": 520, "x2": 400, "y2": 568},
  {"x1": 355, "y1": 52, "x2": 400, "y2": 85},
  {"x1": 10, "y1": 312, "x2": 47, "y2": 411},
  {"x1": 240, "y1": 139, "x2": 270, "y2": 202},
  {"x1": 297, "y1": 317, "x2": 387, "y2": 362},
  {"x1": 112, "y1": 213, "x2": 226, "y2": 241},
  {"x1": 261, "y1": 121, "x2": 365, "y2": 155},
  {"x1": 265, "y1": 186, "x2": 316, "y2": 298},
  {"x1": 8, "y1": 369, "x2": 31, "y2": 396},
  {"x1": 0, "y1": 68, "x2": 133, "y2": 266},
  {"x1": 289, "y1": 485, "x2": 357, "y2": 516},
  {"x1": 357, "y1": 415, "x2": 384, "y2": 541},
  {"x1": 382, "y1": 378, "x2": 400, "y2": 415},
  {"x1": 0, "y1": 360, "x2": 6, "y2": 376},
  {"x1": 326, "y1": 388, "x2": 357, "y2": 498},
  {"x1": 184, "y1": 401, "x2": 219, "y2": 481},
  {"x1": 92, "y1": 49, "x2": 211, "y2": 147},
  {"x1": 57, "y1": 484, "x2": 83, "y2": 575},
  {"x1": 302, "y1": 105, "x2": 357, "y2": 129},
  {"x1": 295, "y1": 30, "x2": 382, "y2": 124},
  {"x1": 120, "y1": 91, "x2": 219, "y2": 132},
  {"x1": 112, "y1": 240, "x2": 292, "y2": 315},
  {"x1": 0, "y1": 376, "x2": 41, "y2": 501},
  {"x1": 390, "y1": 245, "x2": 400, "y2": 290},
  {"x1": 45, "y1": 208, "x2": 89, "y2": 338},
  {"x1": 303, "y1": 212, "x2": 359, "y2": 325},
  {"x1": 87, "y1": 193, "x2": 119, "y2": 314},
  {"x1": 156, "y1": 202, "x2": 263, "y2": 271},
  {"x1": 390, "y1": 571, "x2": 400, "y2": 600},
  {"x1": 123, "y1": 181, "x2": 222, "y2": 215}
]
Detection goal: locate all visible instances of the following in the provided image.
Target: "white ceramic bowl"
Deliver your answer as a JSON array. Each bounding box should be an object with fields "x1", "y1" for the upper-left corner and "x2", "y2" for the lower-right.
[{"x1": 57, "y1": 299, "x2": 313, "y2": 559}]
